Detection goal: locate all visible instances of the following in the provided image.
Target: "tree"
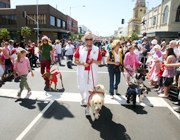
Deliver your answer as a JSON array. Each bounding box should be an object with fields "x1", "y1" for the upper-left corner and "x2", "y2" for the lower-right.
[
  {"x1": 21, "y1": 26, "x2": 31, "y2": 42},
  {"x1": 0, "y1": 28, "x2": 10, "y2": 41},
  {"x1": 78, "y1": 33, "x2": 84, "y2": 40},
  {"x1": 131, "y1": 32, "x2": 138, "y2": 41}
]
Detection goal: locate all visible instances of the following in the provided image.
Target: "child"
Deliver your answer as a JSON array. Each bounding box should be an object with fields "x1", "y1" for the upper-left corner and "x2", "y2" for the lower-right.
[
  {"x1": 149, "y1": 54, "x2": 160, "y2": 88},
  {"x1": 154, "y1": 52, "x2": 166, "y2": 93},
  {"x1": 0, "y1": 48, "x2": 5, "y2": 83},
  {"x1": 14, "y1": 49, "x2": 34, "y2": 99},
  {"x1": 11, "y1": 48, "x2": 17, "y2": 78},
  {"x1": 124, "y1": 46, "x2": 142, "y2": 84},
  {"x1": 101, "y1": 46, "x2": 107, "y2": 65}
]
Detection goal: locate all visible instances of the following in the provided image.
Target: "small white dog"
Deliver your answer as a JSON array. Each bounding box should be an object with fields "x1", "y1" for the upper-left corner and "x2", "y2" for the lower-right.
[{"x1": 88, "y1": 84, "x2": 105, "y2": 121}]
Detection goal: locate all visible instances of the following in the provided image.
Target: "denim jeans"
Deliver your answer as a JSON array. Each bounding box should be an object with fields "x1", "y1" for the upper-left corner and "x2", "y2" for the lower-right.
[
  {"x1": 109, "y1": 72, "x2": 121, "y2": 95},
  {"x1": 67, "y1": 55, "x2": 73, "y2": 61},
  {"x1": 57, "y1": 53, "x2": 61, "y2": 63}
]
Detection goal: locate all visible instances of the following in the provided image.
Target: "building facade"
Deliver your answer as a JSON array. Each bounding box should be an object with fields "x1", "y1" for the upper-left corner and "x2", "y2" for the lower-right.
[
  {"x1": 0, "y1": 0, "x2": 10, "y2": 8},
  {"x1": 141, "y1": 0, "x2": 180, "y2": 41},
  {"x1": 78, "y1": 25, "x2": 87, "y2": 34},
  {"x1": 128, "y1": 0, "x2": 147, "y2": 37},
  {"x1": 67, "y1": 15, "x2": 78, "y2": 34},
  {"x1": 118, "y1": 26, "x2": 128, "y2": 37},
  {"x1": 0, "y1": 4, "x2": 68, "y2": 42}
]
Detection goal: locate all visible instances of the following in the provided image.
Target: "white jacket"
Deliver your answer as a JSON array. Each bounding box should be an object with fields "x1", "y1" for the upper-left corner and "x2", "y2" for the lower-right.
[{"x1": 77, "y1": 45, "x2": 99, "y2": 79}]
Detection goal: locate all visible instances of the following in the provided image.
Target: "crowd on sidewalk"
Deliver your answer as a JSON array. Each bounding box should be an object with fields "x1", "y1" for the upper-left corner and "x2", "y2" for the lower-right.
[{"x1": 1, "y1": 33, "x2": 180, "y2": 114}]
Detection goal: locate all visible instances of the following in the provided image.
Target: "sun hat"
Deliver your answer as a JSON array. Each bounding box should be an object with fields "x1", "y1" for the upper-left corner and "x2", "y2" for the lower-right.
[
  {"x1": 151, "y1": 39, "x2": 158, "y2": 45},
  {"x1": 161, "y1": 41, "x2": 166, "y2": 45},
  {"x1": 41, "y1": 35, "x2": 49, "y2": 41},
  {"x1": 154, "y1": 45, "x2": 161, "y2": 50},
  {"x1": 137, "y1": 40, "x2": 142, "y2": 44},
  {"x1": 84, "y1": 32, "x2": 94, "y2": 40}
]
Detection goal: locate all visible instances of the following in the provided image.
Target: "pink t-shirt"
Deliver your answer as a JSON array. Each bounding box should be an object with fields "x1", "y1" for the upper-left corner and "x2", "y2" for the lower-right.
[
  {"x1": 3, "y1": 47, "x2": 10, "y2": 59},
  {"x1": 14, "y1": 57, "x2": 30, "y2": 75}
]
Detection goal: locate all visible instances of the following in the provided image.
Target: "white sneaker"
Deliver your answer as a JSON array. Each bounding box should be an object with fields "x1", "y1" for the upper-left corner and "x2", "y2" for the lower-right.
[
  {"x1": 14, "y1": 95, "x2": 20, "y2": 99},
  {"x1": 154, "y1": 88, "x2": 160, "y2": 92},
  {"x1": 80, "y1": 99, "x2": 86, "y2": 106},
  {"x1": 27, "y1": 90, "x2": 32, "y2": 95},
  {"x1": 110, "y1": 95, "x2": 114, "y2": 99},
  {"x1": 85, "y1": 107, "x2": 90, "y2": 116},
  {"x1": 157, "y1": 89, "x2": 163, "y2": 93}
]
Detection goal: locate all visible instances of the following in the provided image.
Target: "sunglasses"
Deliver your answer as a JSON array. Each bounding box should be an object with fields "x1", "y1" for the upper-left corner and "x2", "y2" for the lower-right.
[{"x1": 85, "y1": 39, "x2": 93, "y2": 41}]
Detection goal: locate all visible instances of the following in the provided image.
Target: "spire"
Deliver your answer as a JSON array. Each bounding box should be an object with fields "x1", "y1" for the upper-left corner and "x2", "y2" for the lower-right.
[{"x1": 136, "y1": 0, "x2": 145, "y2": 7}]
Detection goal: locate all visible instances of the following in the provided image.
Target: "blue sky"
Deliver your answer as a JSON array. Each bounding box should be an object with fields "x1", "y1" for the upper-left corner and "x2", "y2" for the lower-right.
[{"x1": 11, "y1": 0, "x2": 162, "y2": 36}]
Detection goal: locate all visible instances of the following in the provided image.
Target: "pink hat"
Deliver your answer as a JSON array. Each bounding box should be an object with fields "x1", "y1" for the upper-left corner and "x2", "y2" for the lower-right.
[{"x1": 12, "y1": 48, "x2": 17, "y2": 52}]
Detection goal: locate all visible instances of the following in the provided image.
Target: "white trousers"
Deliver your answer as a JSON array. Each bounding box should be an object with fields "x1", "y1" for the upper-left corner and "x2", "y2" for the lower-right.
[
  {"x1": 77, "y1": 71, "x2": 96, "y2": 102},
  {"x1": 102, "y1": 56, "x2": 106, "y2": 64}
]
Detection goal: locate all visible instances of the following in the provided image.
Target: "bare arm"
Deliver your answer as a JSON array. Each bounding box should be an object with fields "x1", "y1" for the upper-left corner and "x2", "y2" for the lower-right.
[
  {"x1": 74, "y1": 58, "x2": 89, "y2": 67},
  {"x1": 28, "y1": 67, "x2": 34, "y2": 77},
  {"x1": 164, "y1": 63, "x2": 180, "y2": 67},
  {"x1": 92, "y1": 59, "x2": 101, "y2": 65},
  {"x1": 106, "y1": 56, "x2": 119, "y2": 66}
]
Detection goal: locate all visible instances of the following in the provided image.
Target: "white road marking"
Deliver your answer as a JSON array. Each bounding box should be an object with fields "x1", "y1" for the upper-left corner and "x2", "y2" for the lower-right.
[
  {"x1": 0, "y1": 89, "x2": 170, "y2": 107},
  {"x1": 34, "y1": 69, "x2": 109, "y2": 74},
  {"x1": 15, "y1": 100, "x2": 54, "y2": 140}
]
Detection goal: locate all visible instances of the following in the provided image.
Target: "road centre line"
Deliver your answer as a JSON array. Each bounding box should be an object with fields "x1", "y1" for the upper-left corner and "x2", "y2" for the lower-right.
[{"x1": 15, "y1": 100, "x2": 54, "y2": 140}]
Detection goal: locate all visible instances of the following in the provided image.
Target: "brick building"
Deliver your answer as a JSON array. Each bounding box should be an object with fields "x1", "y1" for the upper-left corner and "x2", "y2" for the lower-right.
[
  {"x1": 67, "y1": 15, "x2": 78, "y2": 34},
  {"x1": 0, "y1": 4, "x2": 69, "y2": 43}
]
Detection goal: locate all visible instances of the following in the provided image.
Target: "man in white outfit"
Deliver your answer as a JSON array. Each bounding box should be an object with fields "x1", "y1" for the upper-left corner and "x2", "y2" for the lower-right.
[
  {"x1": 74, "y1": 32, "x2": 102, "y2": 116},
  {"x1": 65, "y1": 41, "x2": 74, "y2": 61}
]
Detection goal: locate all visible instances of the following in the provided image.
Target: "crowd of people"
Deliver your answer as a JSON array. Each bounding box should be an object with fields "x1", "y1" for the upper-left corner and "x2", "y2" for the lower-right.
[{"x1": 1, "y1": 33, "x2": 180, "y2": 114}]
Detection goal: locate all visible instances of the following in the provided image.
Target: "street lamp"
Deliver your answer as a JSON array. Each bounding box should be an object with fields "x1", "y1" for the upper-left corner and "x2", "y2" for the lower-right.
[{"x1": 69, "y1": 5, "x2": 85, "y2": 34}]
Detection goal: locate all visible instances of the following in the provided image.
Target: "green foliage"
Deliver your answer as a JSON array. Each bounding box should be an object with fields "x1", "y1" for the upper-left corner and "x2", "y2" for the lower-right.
[
  {"x1": 21, "y1": 26, "x2": 31, "y2": 41},
  {"x1": 78, "y1": 33, "x2": 84, "y2": 40},
  {"x1": 131, "y1": 32, "x2": 138, "y2": 41},
  {"x1": 114, "y1": 37, "x2": 120, "y2": 40},
  {"x1": 0, "y1": 28, "x2": 10, "y2": 41}
]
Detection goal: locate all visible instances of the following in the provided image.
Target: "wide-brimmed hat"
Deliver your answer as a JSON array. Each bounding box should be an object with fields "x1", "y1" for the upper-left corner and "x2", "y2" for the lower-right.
[
  {"x1": 55, "y1": 39, "x2": 60, "y2": 43},
  {"x1": 151, "y1": 39, "x2": 158, "y2": 45},
  {"x1": 154, "y1": 45, "x2": 161, "y2": 50},
  {"x1": 84, "y1": 32, "x2": 94, "y2": 40},
  {"x1": 161, "y1": 41, "x2": 166, "y2": 45},
  {"x1": 137, "y1": 40, "x2": 142, "y2": 44}
]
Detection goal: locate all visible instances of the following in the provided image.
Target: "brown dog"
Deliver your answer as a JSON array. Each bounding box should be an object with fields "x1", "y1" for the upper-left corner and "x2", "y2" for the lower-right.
[{"x1": 42, "y1": 70, "x2": 64, "y2": 91}]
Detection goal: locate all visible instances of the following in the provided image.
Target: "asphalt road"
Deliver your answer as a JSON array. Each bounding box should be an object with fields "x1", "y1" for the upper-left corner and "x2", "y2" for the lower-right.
[{"x1": 0, "y1": 57, "x2": 180, "y2": 140}]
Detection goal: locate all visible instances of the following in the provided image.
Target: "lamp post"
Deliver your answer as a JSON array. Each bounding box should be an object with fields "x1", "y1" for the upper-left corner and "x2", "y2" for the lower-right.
[
  {"x1": 69, "y1": 6, "x2": 85, "y2": 34},
  {"x1": 37, "y1": 0, "x2": 39, "y2": 46}
]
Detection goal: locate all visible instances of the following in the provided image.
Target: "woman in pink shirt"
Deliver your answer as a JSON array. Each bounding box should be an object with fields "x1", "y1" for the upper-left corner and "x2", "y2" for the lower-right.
[
  {"x1": 159, "y1": 47, "x2": 176, "y2": 98},
  {"x1": 14, "y1": 49, "x2": 34, "y2": 99},
  {"x1": 2, "y1": 41, "x2": 12, "y2": 78},
  {"x1": 124, "y1": 46, "x2": 142, "y2": 84}
]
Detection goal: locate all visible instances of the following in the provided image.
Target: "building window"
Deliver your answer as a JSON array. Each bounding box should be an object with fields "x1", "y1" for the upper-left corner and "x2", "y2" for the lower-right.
[
  {"x1": 153, "y1": 16, "x2": 156, "y2": 25},
  {"x1": 62, "y1": 21, "x2": 66, "y2": 29},
  {"x1": 27, "y1": 14, "x2": 46, "y2": 25},
  {"x1": 50, "y1": 16, "x2": 55, "y2": 26},
  {"x1": 163, "y1": 6, "x2": 169, "y2": 23},
  {"x1": 140, "y1": 9, "x2": 142, "y2": 12},
  {"x1": 0, "y1": 15, "x2": 16, "y2": 25},
  {"x1": 0, "y1": 2, "x2": 6, "y2": 7},
  {"x1": 57, "y1": 19, "x2": 61, "y2": 27},
  {"x1": 6, "y1": 4, "x2": 10, "y2": 8},
  {"x1": 175, "y1": 5, "x2": 180, "y2": 22}
]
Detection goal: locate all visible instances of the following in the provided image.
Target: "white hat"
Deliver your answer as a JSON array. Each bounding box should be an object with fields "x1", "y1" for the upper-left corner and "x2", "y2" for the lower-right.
[
  {"x1": 127, "y1": 42, "x2": 131, "y2": 46},
  {"x1": 154, "y1": 44, "x2": 161, "y2": 50},
  {"x1": 41, "y1": 35, "x2": 49, "y2": 40},
  {"x1": 161, "y1": 51, "x2": 167, "y2": 55},
  {"x1": 151, "y1": 39, "x2": 158, "y2": 45}
]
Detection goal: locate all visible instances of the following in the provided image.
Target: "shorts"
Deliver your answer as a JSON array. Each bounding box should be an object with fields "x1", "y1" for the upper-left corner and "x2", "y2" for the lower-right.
[
  {"x1": 158, "y1": 77, "x2": 163, "y2": 87},
  {"x1": 141, "y1": 57, "x2": 147, "y2": 68},
  {"x1": 163, "y1": 77, "x2": 173, "y2": 87}
]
